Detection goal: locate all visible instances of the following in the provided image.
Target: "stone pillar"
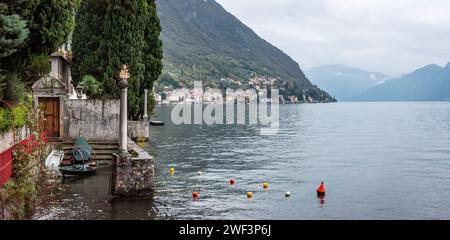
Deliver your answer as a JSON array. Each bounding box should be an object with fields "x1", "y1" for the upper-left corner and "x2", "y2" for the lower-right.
[
  {"x1": 118, "y1": 65, "x2": 129, "y2": 155},
  {"x1": 111, "y1": 65, "x2": 154, "y2": 198},
  {"x1": 143, "y1": 89, "x2": 149, "y2": 121}
]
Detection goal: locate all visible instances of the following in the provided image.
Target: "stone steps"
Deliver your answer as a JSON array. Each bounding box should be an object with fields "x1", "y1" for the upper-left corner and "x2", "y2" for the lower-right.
[
  {"x1": 63, "y1": 154, "x2": 115, "y2": 161},
  {"x1": 61, "y1": 141, "x2": 118, "y2": 162}
]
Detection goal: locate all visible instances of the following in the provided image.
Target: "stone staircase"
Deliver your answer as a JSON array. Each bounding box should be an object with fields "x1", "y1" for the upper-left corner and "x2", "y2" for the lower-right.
[{"x1": 61, "y1": 141, "x2": 118, "y2": 165}]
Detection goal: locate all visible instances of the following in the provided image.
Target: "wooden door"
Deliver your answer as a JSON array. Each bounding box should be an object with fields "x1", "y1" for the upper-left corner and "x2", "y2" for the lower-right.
[{"x1": 39, "y1": 97, "x2": 60, "y2": 138}]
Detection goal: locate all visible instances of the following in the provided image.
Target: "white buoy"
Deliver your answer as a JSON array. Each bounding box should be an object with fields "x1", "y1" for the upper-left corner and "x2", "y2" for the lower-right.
[
  {"x1": 197, "y1": 171, "x2": 202, "y2": 175},
  {"x1": 285, "y1": 191, "x2": 291, "y2": 197}
]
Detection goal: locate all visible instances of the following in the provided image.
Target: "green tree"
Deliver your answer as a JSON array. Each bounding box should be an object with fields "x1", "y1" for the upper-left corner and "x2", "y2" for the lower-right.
[
  {"x1": 0, "y1": 14, "x2": 29, "y2": 58},
  {"x1": 72, "y1": 0, "x2": 163, "y2": 119},
  {"x1": 0, "y1": 0, "x2": 80, "y2": 100},
  {"x1": 1, "y1": 0, "x2": 80, "y2": 71}
]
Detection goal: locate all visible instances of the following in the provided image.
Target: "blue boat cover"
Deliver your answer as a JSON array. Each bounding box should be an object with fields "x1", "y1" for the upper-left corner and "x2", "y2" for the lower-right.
[{"x1": 72, "y1": 137, "x2": 92, "y2": 161}]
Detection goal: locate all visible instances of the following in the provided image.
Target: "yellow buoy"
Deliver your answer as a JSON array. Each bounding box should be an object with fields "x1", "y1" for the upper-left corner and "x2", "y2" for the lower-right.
[
  {"x1": 170, "y1": 168, "x2": 175, "y2": 174},
  {"x1": 247, "y1": 192, "x2": 253, "y2": 198},
  {"x1": 263, "y1": 182, "x2": 269, "y2": 189}
]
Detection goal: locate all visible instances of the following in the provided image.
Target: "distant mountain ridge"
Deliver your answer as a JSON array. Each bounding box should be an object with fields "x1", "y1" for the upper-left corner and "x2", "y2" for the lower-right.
[
  {"x1": 156, "y1": 0, "x2": 334, "y2": 102},
  {"x1": 307, "y1": 65, "x2": 389, "y2": 101},
  {"x1": 354, "y1": 63, "x2": 450, "y2": 101}
]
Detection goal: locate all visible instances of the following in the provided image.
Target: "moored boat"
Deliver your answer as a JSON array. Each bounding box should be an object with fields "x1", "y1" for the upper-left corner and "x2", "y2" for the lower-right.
[
  {"x1": 150, "y1": 121, "x2": 165, "y2": 126},
  {"x1": 59, "y1": 164, "x2": 96, "y2": 177}
]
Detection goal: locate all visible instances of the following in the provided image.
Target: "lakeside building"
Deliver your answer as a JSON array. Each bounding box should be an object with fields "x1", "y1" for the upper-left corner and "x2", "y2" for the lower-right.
[
  {"x1": 154, "y1": 92, "x2": 162, "y2": 103},
  {"x1": 32, "y1": 44, "x2": 75, "y2": 139},
  {"x1": 288, "y1": 96, "x2": 298, "y2": 103},
  {"x1": 154, "y1": 75, "x2": 297, "y2": 105},
  {"x1": 249, "y1": 76, "x2": 279, "y2": 88}
]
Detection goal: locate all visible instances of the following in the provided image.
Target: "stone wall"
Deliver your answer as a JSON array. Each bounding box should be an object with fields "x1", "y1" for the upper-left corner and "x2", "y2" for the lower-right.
[
  {"x1": 63, "y1": 100, "x2": 120, "y2": 141},
  {"x1": 110, "y1": 138, "x2": 154, "y2": 197},
  {"x1": 0, "y1": 127, "x2": 30, "y2": 154},
  {"x1": 63, "y1": 99, "x2": 150, "y2": 142}
]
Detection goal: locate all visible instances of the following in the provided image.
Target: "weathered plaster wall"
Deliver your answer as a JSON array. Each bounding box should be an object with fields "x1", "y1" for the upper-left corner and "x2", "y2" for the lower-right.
[
  {"x1": 0, "y1": 127, "x2": 30, "y2": 154},
  {"x1": 63, "y1": 100, "x2": 120, "y2": 142}
]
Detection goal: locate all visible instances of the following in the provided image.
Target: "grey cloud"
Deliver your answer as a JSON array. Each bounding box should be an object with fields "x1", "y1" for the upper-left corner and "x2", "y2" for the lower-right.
[{"x1": 215, "y1": 0, "x2": 450, "y2": 76}]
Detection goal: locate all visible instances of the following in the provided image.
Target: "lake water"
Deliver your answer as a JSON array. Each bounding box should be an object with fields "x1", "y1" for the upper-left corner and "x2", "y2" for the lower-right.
[{"x1": 34, "y1": 102, "x2": 450, "y2": 220}]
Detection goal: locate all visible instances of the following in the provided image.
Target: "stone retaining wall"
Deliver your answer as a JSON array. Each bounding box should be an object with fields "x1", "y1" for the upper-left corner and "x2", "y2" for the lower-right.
[{"x1": 110, "y1": 138, "x2": 154, "y2": 198}]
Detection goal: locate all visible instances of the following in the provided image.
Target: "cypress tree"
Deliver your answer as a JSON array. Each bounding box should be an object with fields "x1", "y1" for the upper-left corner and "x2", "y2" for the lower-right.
[{"x1": 72, "y1": 0, "x2": 163, "y2": 119}]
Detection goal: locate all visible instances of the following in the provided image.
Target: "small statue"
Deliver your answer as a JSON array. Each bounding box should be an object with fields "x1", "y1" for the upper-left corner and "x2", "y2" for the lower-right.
[{"x1": 119, "y1": 64, "x2": 130, "y2": 89}]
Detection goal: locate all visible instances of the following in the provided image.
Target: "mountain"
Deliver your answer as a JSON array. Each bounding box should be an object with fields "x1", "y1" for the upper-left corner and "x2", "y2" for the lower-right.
[
  {"x1": 307, "y1": 65, "x2": 389, "y2": 101},
  {"x1": 155, "y1": 0, "x2": 334, "y2": 102},
  {"x1": 354, "y1": 63, "x2": 450, "y2": 101}
]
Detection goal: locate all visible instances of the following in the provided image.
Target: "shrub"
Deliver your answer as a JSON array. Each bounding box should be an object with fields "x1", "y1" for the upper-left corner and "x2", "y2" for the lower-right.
[
  {"x1": 0, "y1": 107, "x2": 11, "y2": 133},
  {"x1": 80, "y1": 75, "x2": 103, "y2": 99},
  {"x1": 4, "y1": 73, "x2": 25, "y2": 104},
  {"x1": 12, "y1": 104, "x2": 27, "y2": 129},
  {"x1": 0, "y1": 179, "x2": 38, "y2": 219},
  {"x1": 0, "y1": 106, "x2": 51, "y2": 219},
  {"x1": 0, "y1": 103, "x2": 30, "y2": 135}
]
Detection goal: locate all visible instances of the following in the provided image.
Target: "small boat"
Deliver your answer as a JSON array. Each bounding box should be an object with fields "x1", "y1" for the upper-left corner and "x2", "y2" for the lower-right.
[
  {"x1": 150, "y1": 121, "x2": 165, "y2": 126},
  {"x1": 59, "y1": 137, "x2": 97, "y2": 177},
  {"x1": 60, "y1": 164, "x2": 96, "y2": 177}
]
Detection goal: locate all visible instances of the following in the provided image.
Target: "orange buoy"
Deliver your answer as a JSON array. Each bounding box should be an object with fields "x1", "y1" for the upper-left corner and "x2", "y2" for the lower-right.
[
  {"x1": 193, "y1": 192, "x2": 199, "y2": 198},
  {"x1": 316, "y1": 182, "x2": 326, "y2": 195},
  {"x1": 230, "y1": 179, "x2": 235, "y2": 185}
]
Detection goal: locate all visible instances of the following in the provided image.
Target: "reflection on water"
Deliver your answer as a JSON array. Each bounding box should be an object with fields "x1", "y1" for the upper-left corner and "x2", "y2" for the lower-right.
[
  {"x1": 34, "y1": 167, "x2": 159, "y2": 220},
  {"x1": 35, "y1": 102, "x2": 450, "y2": 220},
  {"x1": 317, "y1": 195, "x2": 326, "y2": 208}
]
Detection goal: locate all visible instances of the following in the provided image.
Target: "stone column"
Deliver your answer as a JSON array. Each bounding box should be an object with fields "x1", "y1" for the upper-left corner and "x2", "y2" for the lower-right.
[
  {"x1": 118, "y1": 65, "x2": 129, "y2": 155},
  {"x1": 143, "y1": 89, "x2": 149, "y2": 121},
  {"x1": 111, "y1": 65, "x2": 154, "y2": 198}
]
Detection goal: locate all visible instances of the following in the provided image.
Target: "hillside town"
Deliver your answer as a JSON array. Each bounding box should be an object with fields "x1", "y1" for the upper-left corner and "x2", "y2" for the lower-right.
[{"x1": 154, "y1": 75, "x2": 319, "y2": 105}]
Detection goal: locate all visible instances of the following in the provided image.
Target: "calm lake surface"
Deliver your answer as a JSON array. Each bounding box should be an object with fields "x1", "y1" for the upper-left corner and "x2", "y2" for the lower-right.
[{"x1": 34, "y1": 102, "x2": 450, "y2": 220}]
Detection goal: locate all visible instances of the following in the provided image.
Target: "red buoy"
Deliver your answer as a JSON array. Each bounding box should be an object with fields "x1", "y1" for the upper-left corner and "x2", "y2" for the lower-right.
[
  {"x1": 230, "y1": 179, "x2": 235, "y2": 185},
  {"x1": 316, "y1": 182, "x2": 326, "y2": 195},
  {"x1": 193, "y1": 192, "x2": 199, "y2": 198}
]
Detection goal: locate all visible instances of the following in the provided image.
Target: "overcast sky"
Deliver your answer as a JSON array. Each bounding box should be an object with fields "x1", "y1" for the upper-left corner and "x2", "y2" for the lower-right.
[{"x1": 215, "y1": 0, "x2": 450, "y2": 76}]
